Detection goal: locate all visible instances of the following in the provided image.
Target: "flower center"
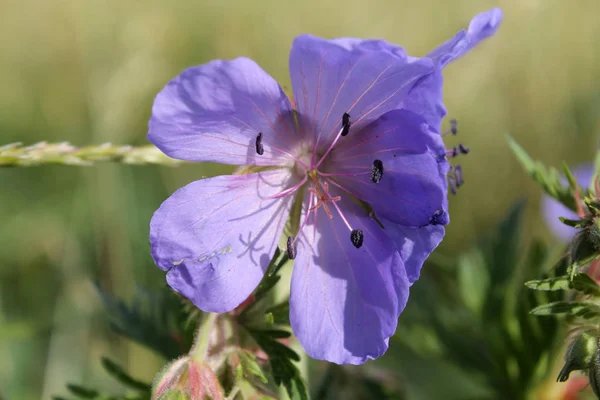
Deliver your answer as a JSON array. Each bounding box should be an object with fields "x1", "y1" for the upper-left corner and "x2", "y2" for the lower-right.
[{"x1": 261, "y1": 112, "x2": 367, "y2": 259}]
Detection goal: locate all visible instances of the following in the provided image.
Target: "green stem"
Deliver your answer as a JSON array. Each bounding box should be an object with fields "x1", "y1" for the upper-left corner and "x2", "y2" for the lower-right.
[
  {"x1": 189, "y1": 312, "x2": 219, "y2": 363},
  {"x1": 0, "y1": 142, "x2": 183, "y2": 167}
]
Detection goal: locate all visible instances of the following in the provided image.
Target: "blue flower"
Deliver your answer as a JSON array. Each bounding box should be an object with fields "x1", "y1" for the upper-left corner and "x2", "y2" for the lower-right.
[{"x1": 148, "y1": 8, "x2": 502, "y2": 364}]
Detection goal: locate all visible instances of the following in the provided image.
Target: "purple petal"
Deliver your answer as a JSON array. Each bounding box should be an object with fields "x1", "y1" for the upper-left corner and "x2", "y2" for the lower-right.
[
  {"x1": 426, "y1": 8, "x2": 503, "y2": 68},
  {"x1": 542, "y1": 163, "x2": 594, "y2": 242},
  {"x1": 403, "y1": 8, "x2": 502, "y2": 133},
  {"x1": 288, "y1": 35, "x2": 433, "y2": 155},
  {"x1": 289, "y1": 191, "x2": 409, "y2": 364},
  {"x1": 150, "y1": 169, "x2": 295, "y2": 312},
  {"x1": 381, "y1": 218, "x2": 445, "y2": 285},
  {"x1": 149, "y1": 58, "x2": 299, "y2": 166},
  {"x1": 325, "y1": 109, "x2": 449, "y2": 227},
  {"x1": 402, "y1": 69, "x2": 446, "y2": 134}
]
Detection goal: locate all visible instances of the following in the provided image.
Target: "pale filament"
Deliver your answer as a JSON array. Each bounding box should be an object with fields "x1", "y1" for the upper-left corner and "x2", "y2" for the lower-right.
[
  {"x1": 313, "y1": 125, "x2": 345, "y2": 170},
  {"x1": 268, "y1": 144, "x2": 310, "y2": 170},
  {"x1": 265, "y1": 175, "x2": 307, "y2": 200}
]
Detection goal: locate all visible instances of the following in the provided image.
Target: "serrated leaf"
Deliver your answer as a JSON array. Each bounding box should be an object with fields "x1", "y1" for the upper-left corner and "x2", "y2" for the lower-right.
[
  {"x1": 530, "y1": 301, "x2": 600, "y2": 318},
  {"x1": 66, "y1": 384, "x2": 99, "y2": 399},
  {"x1": 265, "y1": 301, "x2": 289, "y2": 325},
  {"x1": 284, "y1": 375, "x2": 309, "y2": 400},
  {"x1": 559, "y1": 217, "x2": 588, "y2": 228},
  {"x1": 525, "y1": 274, "x2": 600, "y2": 297},
  {"x1": 238, "y1": 351, "x2": 269, "y2": 384},
  {"x1": 506, "y1": 135, "x2": 576, "y2": 211},
  {"x1": 563, "y1": 162, "x2": 579, "y2": 191},
  {"x1": 525, "y1": 277, "x2": 571, "y2": 291},
  {"x1": 97, "y1": 284, "x2": 194, "y2": 359},
  {"x1": 101, "y1": 357, "x2": 152, "y2": 392},
  {"x1": 571, "y1": 273, "x2": 600, "y2": 296},
  {"x1": 250, "y1": 329, "x2": 291, "y2": 339}
]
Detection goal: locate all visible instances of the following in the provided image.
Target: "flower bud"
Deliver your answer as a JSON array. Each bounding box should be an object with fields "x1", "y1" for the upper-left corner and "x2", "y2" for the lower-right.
[
  {"x1": 152, "y1": 356, "x2": 224, "y2": 400},
  {"x1": 557, "y1": 329, "x2": 599, "y2": 382},
  {"x1": 589, "y1": 217, "x2": 600, "y2": 250}
]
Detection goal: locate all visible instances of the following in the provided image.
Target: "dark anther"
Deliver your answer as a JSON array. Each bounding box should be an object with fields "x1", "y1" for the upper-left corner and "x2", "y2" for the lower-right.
[
  {"x1": 341, "y1": 112, "x2": 351, "y2": 136},
  {"x1": 450, "y1": 119, "x2": 458, "y2": 135},
  {"x1": 255, "y1": 132, "x2": 264, "y2": 155},
  {"x1": 350, "y1": 229, "x2": 364, "y2": 249},
  {"x1": 371, "y1": 159, "x2": 384, "y2": 183},
  {"x1": 286, "y1": 236, "x2": 297, "y2": 260},
  {"x1": 428, "y1": 209, "x2": 448, "y2": 226},
  {"x1": 447, "y1": 144, "x2": 469, "y2": 158},
  {"x1": 454, "y1": 165, "x2": 464, "y2": 187},
  {"x1": 448, "y1": 177, "x2": 457, "y2": 195}
]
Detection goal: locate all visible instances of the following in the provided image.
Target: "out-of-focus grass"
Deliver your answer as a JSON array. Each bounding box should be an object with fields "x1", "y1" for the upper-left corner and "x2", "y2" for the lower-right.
[{"x1": 0, "y1": 0, "x2": 599, "y2": 399}]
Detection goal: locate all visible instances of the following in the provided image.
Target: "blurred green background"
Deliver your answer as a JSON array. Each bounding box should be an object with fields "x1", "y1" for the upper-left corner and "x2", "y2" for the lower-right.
[{"x1": 1, "y1": 0, "x2": 600, "y2": 399}]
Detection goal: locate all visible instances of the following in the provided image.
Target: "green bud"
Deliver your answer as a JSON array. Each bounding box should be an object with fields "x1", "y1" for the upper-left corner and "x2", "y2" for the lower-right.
[
  {"x1": 152, "y1": 356, "x2": 224, "y2": 400},
  {"x1": 557, "y1": 329, "x2": 599, "y2": 382},
  {"x1": 153, "y1": 357, "x2": 189, "y2": 400}
]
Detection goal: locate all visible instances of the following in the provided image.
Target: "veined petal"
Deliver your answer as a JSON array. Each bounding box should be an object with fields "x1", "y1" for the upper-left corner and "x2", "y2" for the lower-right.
[
  {"x1": 381, "y1": 219, "x2": 445, "y2": 285},
  {"x1": 290, "y1": 191, "x2": 409, "y2": 364},
  {"x1": 289, "y1": 35, "x2": 433, "y2": 155},
  {"x1": 325, "y1": 109, "x2": 448, "y2": 227},
  {"x1": 426, "y1": 8, "x2": 503, "y2": 68},
  {"x1": 149, "y1": 58, "x2": 298, "y2": 166},
  {"x1": 150, "y1": 169, "x2": 295, "y2": 312}
]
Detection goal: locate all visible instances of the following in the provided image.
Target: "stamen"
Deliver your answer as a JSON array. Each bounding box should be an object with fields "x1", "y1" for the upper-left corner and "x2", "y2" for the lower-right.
[
  {"x1": 255, "y1": 132, "x2": 264, "y2": 155},
  {"x1": 350, "y1": 229, "x2": 363, "y2": 249},
  {"x1": 442, "y1": 119, "x2": 458, "y2": 136},
  {"x1": 341, "y1": 112, "x2": 351, "y2": 137},
  {"x1": 371, "y1": 159, "x2": 384, "y2": 183},
  {"x1": 265, "y1": 143, "x2": 310, "y2": 170},
  {"x1": 454, "y1": 165, "x2": 464, "y2": 187},
  {"x1": 447, "y1": 165, "x2": 464, "y2": 195},
  {"x1": 428, "y1": 209, "x2": 448, "y2": 226},
  {"x1": 313, "y1": 112, "x2": 350, "y2": 170},
  {"x1": 265, "y1": 175, "x2": 308, "y2": 200},
  {"x1": 448, "y1": 176, "x2": 457, "y2": 195},
  {"x1": 445, "y1": 144, "x2": 470, "y2": 158},
  {"x1": 451, "y1": 119, "x2": 458, "y2": 135},
  {"x1": 286, "y1": 236, "x2": 297, "y2": 260}
]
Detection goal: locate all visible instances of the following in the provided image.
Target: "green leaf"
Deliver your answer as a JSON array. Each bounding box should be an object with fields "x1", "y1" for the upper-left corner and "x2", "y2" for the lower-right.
[
  {"x1": 265, "y1": 301, "x2": 290, "y2": 325},
  {"x1": 525, "y1": 273, "x2": 600, "y2": 297},
  {"x1": 243, "y1": 326, "x2": 308, "y2": 400},
  {"x1": 562, "y1": 162, "x2": 579, "y2": 192},
  {"x1": 66, "y1": 384, "x2": 99, "y2": 399},
  {"x1": 101, "y1": 357, "x2": 152, "y2": 392},
  {"x1": 97, "y1": 284, "x2": 195, "y2": 359},
  {"x1": 238, "y1": 351, "x2": 269, "y2": 384},
  {"x1": 558, "y1": 217, "x2": 588, "y2": 228},
  {"x1": 525, "y1": 277, "x2": 571, "y2": 291},
  {"x1": 530, "y1": 301, "x2": 600, "y2": 318},
  {"x1": 571, "y1": 273, "x2": 600, "y2": 296},
  {"x1": 506, "y1": 135, "x2": 576, "y2": 211}
]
